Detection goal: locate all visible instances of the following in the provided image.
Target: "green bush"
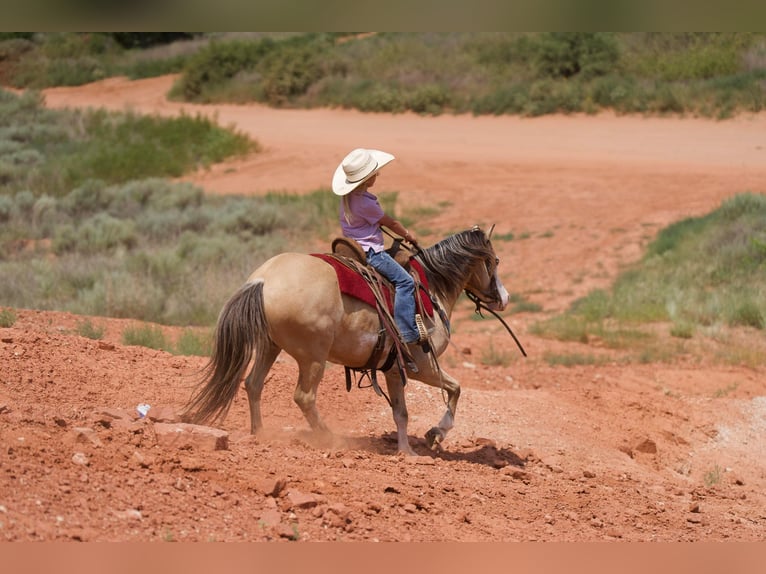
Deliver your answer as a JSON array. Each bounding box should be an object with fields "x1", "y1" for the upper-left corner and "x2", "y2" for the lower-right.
[
  {"x1": 0, "y1": 308, "x2": 16, "y2": 327},
  {"x1": 259, "y1": 41, "x2": 327, "y2": 105},
  {"x1": 76, "y1": 318, "x2": 105, "y2": 340},
  {"x1": 111, "y1": 33, "x2": 196, "y2": 49},
  {"x1": 174, "y1": 328, "x2": 213, "y2": 356},
  {"x1": 53, "y1": 213, "x2": 137, "y2": 254},
  {"x1": 175, "y1": 39, "x2": 276, "y2": 101},
  {"x1": 122, "y1": 323, "x2": 169, "y2": 350},
  {"x1": 532, "y1": 33, "x2": 620, "y2": 80},
  {"x1": 533, "y1": 192, "x2": 766, "y2": 352},
  {"x1": 0, "y1": 90, "x2": 255, "y2": 199}
]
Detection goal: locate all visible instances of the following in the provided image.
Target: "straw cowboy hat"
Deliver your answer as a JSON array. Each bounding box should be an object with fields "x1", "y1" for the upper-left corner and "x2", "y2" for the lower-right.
[{"x1": 332, "y1": 148, "x2": 395, "y2": 196}]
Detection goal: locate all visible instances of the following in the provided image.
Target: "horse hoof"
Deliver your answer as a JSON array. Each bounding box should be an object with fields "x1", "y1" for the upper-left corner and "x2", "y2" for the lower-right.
[{"x1": 425, "y1": 427, "x2": 444, "y2": 451}]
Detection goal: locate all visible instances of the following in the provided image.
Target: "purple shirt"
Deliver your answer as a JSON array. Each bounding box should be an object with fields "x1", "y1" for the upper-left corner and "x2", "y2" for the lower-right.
[{"x1": 339, "y1": 190, "x2": 385, "y2": 253}]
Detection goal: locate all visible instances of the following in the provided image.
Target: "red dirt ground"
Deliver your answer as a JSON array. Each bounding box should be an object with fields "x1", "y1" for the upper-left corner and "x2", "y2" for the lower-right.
[{"x1": 1, "y1": 75, "x2": 765, "y2": 541}]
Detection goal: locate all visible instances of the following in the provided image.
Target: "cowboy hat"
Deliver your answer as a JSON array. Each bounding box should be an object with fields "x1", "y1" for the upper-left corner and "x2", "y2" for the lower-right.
[{"x1": 332, "y1": 148, "x2": 395, "y2": 196}]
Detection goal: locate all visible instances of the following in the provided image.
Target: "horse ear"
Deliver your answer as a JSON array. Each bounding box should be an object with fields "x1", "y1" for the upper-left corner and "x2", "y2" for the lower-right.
[{"x1": 487, "y1": 224, "x2": 495, "y2": 240}]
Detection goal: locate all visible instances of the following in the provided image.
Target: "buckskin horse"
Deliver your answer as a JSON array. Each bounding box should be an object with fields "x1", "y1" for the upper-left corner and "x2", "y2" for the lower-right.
[{"x1": 182, "y1": 225, "x2": 510, "y2": 455}]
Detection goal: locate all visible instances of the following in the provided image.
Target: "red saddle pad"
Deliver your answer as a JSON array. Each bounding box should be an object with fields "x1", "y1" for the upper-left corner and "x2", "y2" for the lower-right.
[{"x1": 312, "y1": 254, "x2": 433, "y2": 317}]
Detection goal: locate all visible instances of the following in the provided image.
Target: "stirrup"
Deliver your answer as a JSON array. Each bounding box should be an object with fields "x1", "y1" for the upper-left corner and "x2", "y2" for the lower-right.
[{"x1": 415, "y1": 313, "x2": 429, "y2": 343}]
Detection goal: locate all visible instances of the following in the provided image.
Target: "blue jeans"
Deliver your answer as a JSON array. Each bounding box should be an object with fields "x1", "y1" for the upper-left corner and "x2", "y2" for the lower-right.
[{"x1": 367, "y1": 249, "x2": 419, "y2": 343}]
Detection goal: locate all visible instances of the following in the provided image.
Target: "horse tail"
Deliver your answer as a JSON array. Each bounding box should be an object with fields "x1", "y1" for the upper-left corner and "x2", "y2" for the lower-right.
[{"x1": 182, "y1": 279, "x2": 271, "y2": 425}]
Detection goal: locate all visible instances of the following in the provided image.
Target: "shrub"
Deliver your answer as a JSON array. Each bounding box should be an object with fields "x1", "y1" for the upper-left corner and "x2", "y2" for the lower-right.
[
  {"x1": 111, "y1": 33, "x2": 197, "y2": 49},
  {"x1": 0, "y1": 308, "x2": 16, "y2": 327},
  {"x1": 122, "y1": 323, "x2": 169, "y2": 351},
  {"x1": 76, "y1": 318, "x2": 105, "y2": 340},
  {"x1": 175, "y1": 328, "x2": 212, "y2": 356},
  {"x1": 728, "y1": 299, "x2": 764, "y2": 329},
  {"x1": 53, "y1": 213, "x2": 137, "y2": 254},
  {"x1": 407, "y1": 84, "x2": 450, "y2": 115},
  {"x1": 259, "y1": 41, "x2": 327, "y2": 105},
  {"x1": 176, "y1": 39, "x2": 276, "y2": 101},
  {"x1": 532, "y1": 33, "x2": 620, "y2": 80}
]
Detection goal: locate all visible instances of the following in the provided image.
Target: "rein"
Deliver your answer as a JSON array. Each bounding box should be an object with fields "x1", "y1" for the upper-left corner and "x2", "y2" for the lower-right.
[
  {"x1": 465, "y1": 290, "x2": 527, "y2": 358},
  {"x1": 385, "y1": 226, "x2": 527, "y2": 358}
]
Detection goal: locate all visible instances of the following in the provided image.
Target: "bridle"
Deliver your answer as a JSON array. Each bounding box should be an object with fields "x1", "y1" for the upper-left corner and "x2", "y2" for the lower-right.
[
  {"x1": 464, "y1": 253, "x2": 503, "y2": 308},
  {"x1": 464, "y1": 243, "x2": 527, "y2": 358},
  {"x1": 384, "y1": 225, "x2": 527, "y2": 358}
]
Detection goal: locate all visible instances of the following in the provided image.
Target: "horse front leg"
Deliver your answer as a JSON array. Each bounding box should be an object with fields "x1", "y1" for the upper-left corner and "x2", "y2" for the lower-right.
[
  {"x1": 383, "y1": 369, "x2": 417, "y2": 456},
  {"x1": 417, "y1": 369, "x2": 461, "y2": 451}
]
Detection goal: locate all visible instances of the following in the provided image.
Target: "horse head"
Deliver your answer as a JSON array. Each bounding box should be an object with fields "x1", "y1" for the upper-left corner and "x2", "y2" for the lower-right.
[{"x1": 463, "y1": 225, "x2": 509, "y2": 312}]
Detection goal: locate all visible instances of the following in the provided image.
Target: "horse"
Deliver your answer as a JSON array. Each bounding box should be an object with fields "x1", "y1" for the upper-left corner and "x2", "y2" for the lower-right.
[{"x1": 182, "y1": 225, "x2": 510, "y2": 456}]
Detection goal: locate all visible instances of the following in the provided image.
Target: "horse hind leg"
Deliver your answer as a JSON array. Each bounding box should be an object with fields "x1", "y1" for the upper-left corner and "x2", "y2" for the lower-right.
[
  {"x1": 383, "y1": 369, "x2": 417, "y2": 456},
  {"x1": 293, "y1": 359, "x2": 331, "y2": 434},
  {"x1": 243, "y1": 342, "x2": 281, "y2": 434}
]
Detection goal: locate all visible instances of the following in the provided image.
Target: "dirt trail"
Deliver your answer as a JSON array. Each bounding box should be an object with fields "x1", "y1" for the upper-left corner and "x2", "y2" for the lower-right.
[{"x1": 1, "y1": 76, "x2": 764, "y2": 541}]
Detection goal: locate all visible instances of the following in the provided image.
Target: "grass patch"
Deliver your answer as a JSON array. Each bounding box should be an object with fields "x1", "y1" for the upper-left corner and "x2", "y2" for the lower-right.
[
  {"x1": 0, "y1": 308, "x2": 16, "y2": 327},
  {"x1": 75, "y1": 318, "x2": 105, "y2": 340},
  {"x1": 507, "y1": 293, "x2": 543, "y2": 314},
  {"x1": 670, "y1": 322, "x2": 694, "y2": 339},
  {"x1": 492, "y1": 231, "x2": 515, "y2": 242},
  {"x1": 480, "y1": 338, "x2": 514, "y2": 367},
  {"x1": 713, "y1": 382, "x2": 740, "y2": 398},
  {"x1": 543, "y1": 352, "x2": 607, "y2": 367},
  {"x1": 703, "y1": 464, "x2": 723, "y2": 488},
  {"x1": 532, "y1": 192, "x2": 766, "y2": 365},
  {"x1": 0, "y1": 90, "x2": 256, "y2": 199},
  {"x1": 175, "y1": 329, "x2": 213, "y2": 357},
  {"x1": 122, "y1": 324, "x2": 169, "y2": 351},
  {"x1": 0, "y1": 180, "x2": 341, "y2": 326}
]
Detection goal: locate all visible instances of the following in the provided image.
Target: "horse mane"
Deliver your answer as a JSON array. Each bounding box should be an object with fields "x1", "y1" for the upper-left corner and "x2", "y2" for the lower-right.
[{"x1": 415, "y1": 227, "x2": 494, "y2": 303}]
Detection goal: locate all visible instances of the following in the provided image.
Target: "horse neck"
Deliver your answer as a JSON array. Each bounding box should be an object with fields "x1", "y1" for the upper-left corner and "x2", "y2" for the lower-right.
[{"x1": 415, "y1": 235, "x2": 484, "y2": 314}]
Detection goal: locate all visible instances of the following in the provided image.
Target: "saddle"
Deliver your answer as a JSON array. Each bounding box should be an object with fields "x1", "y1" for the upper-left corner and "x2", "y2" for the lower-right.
[
  {"x1": 331, "y1": 236, "x2": 411, "y2": 269},
  {"x1": 311, "y1": 237, "x2": 436, "y2": 402}
]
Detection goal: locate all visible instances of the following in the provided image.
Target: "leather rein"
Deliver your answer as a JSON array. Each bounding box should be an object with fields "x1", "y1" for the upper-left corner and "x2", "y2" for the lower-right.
[
  {"x1": 464, "y1": 290, "x2": 527, "y2": 358},
  {"x1": 388, "y1": 227, "x2": 527, "y2": 359}
]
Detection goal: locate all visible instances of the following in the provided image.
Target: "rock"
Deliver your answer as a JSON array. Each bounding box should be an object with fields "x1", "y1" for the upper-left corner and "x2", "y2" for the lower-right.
[
  {"x1": 259, "y1": 508, "x2": 282, "y2": 528},
  {"x1": 276, "y1": 523, "x2": 298, "y2": 540},
  {"x1": 474, "y1": 437, "x2": 497, "y2": 448},
  {"x1": 618, "y1": 445, "x2": 634, "y2": 458},
  {"x1": 502, "y1": 467, "x2": 531, "y2": 482},
  {"x1": 286, "y1": 489, "x2": 319, "y2": 510},
  {"x1": 130, "y1": 450, "x2": 151, "y2": 468},
  {"x1": 255, "y1": 477, "x2": 287, "y2": 498},
  {"x1": 326, "y1": 503, "x2": 350, "y2": 520},
  {"x1": 405, "y1": 455, "x2": 435, "y2": 465},
  {"x1": 583, "y1": 470, "x2": 596, "y2": 478},
  {"x1": 94, "y1": 408, "x2": 134, "y2": 428},
  {"x1": 114, "y1": 509, "x2": 142, "y2": 521},
  {"x1": 98, "y1": 341, "x2": 115, "y2": 351},
  {"x1": 179, "y1": 456, "x2": 205, "y2": 471},
  {"x1": 634, "y1": 438, "x2": 657, "y2": 454},
  {"x1": 71, "y1": 452, "x2": 89, "y2": 466},
  {"x1": 146, "y1": 405, "x2": 181, "y2": 423},
  {"x1": 153, "y1": 422, "x2": 229, "y2": 452},
  {"x1": 70, "y1": 427, "x2": 103, "y2": 448}
]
